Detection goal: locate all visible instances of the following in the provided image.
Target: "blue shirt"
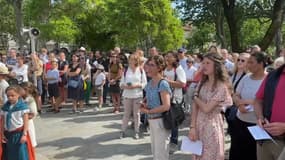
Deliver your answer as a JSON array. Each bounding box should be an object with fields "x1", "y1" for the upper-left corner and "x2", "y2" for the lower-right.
[
  {"x1": 145, "y1": 79, "x2": 171, "y2": 109},
  {"x1": 46, "y1": 69, "x2": 59, "y2": 84},
  {"x1": 6, "y1": 57, "x2": 17, "y2": 66}
]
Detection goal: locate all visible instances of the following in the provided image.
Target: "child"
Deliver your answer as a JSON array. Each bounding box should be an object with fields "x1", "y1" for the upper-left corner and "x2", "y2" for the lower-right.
[
  {"x1": 93, "y1": 64, "x2": 106, "y2": 111},
  {"x1": 45, "y1": 61, "x2": 60, "y2": 113},
  {"x1": 20, "y1": 82, "x2": 38, "y2": 147},
  {"x1": 1, "y1": 85, "x2": 35, "y2": 160}
]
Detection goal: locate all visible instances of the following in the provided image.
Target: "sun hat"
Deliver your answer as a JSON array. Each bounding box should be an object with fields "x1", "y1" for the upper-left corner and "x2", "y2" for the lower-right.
[{"x1": 0, "y1": 66, "x2": 9, "y2": 75}]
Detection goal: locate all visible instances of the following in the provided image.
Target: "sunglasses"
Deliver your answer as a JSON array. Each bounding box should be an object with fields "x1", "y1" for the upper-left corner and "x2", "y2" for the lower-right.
[
  {"x1": 148, "y1": 63, "x2": 157, "y2": 67},
  {"x1": 110, "y1": 56, "x2": 117, "y2": 58},
  {"x1": 237, "y1": 59, "x2": 246, "y2": 63}
]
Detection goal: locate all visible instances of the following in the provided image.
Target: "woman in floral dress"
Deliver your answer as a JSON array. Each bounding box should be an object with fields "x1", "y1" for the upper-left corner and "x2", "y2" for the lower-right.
[{"x1": 188, "y1": 53, "x2": 233, "y2": 160}]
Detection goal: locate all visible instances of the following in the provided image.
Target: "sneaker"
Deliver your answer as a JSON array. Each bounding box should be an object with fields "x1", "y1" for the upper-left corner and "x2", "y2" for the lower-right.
[
  {"x1": 119, "y1": 132, "x2": 125, "y2": 139},
  {"x1": 134, "y1": 133, "x2": 139, "y2": 140},
  {"x1": 114, "y1": 110, "x2": 120, "y2": 114},
  {"x1": 93, "y1": 107, "x2": 99, "y2": 112},
  {"x1": 169, "y1": 143, "x2": 178, "y2": 154}
]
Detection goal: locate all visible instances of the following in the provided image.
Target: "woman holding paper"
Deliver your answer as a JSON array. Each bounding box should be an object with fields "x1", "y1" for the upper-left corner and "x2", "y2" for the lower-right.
[
  {"x1": 230, "y1": 52, "x2": 268, "y2": 160},
  {"x1": 188, "y1": 53, "x2": 232, "y2": 160}
]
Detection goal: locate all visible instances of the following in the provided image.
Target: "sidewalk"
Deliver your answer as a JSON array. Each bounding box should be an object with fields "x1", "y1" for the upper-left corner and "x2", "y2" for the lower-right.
[{"x1": 35, "y1": 100, "x2": 230, "y2": 160}]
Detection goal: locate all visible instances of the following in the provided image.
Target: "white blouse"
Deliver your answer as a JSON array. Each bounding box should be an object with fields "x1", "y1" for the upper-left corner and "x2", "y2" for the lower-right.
[
  {"x1": 1, "y1": 105, "x2": 29, "y2": 131},
  {"x1": 120, "y1": 67, "x2": 147, "y2": 98}
]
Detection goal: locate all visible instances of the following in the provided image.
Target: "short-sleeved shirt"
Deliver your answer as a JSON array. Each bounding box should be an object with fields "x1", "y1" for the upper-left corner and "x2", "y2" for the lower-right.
[
  {"x1": 12, "y1": 64, "x2": 29, "y2": 82},
  {"x1": 236, "y1": 74, "x2": 264, "y2": 123},
  {"x1": 179, "y1": 57, "x2": 188, "y2": 71},
  {"x1": 256, "y1": 69, "x2": 285, "y2": 122},
  {"x1": 164, "y1": 65, "x2": 186, "y2": 103},
  {"x1": 6, "y1": 57, "x2": 17, "y2": 66},
  {"x1": 145, "y1": 79, "x2": 172, "y2": 117},
  {"x1": 46, "y1": 69, "x2": 60, "y2": 84},
  {"x1": 95, "y1": 72, "x2": 106, "y2": 85}
]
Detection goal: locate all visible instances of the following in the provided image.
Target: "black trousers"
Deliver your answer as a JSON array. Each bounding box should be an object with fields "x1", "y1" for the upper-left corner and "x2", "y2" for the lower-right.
[{"x1": 229, "y1": 117, "x2": 257, "y2": 160}]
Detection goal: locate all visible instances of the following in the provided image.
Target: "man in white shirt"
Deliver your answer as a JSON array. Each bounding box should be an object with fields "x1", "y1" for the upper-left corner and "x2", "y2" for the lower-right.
[{"x1": 178, "y1": 48, "x2": 188, "y2": 72}]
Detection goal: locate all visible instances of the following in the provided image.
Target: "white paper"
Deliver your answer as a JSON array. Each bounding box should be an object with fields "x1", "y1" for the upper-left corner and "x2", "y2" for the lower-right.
[
  {"x1": 180, "y1": 136, "x2": 203, "y2": 155},
  {"x1": 245, "y1": 105, "x2": 254, "y2": 112},
  {"x1": 248, "y1": 125, "x2": 272, "y2": 140}
]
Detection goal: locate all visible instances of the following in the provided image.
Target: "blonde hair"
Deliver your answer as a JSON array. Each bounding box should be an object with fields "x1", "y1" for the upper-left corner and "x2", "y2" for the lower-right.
[
  {"x1": 274, "y1": 57, "x2": 285, "y2": 69},
  {"x1": 128, "y1": 54, "x2": 140, "y2": 67},
  {"x1": 233, "y1": 52, "x2": 250, "y2": 73}
]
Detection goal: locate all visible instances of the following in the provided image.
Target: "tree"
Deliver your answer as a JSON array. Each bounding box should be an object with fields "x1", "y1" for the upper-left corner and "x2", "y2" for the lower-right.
[
  {"x1": 6, "y1": 0, "x2": 25, "y2": 50},
  {"x1": 108, "y1": 0, "x2": 184, "y2": 52},
  {"x1": 175, "y1": 0, "x2": 227, "y2": 48},
  {"x1": 258, "y1": 0, "x2": 285, "y2": 51}
]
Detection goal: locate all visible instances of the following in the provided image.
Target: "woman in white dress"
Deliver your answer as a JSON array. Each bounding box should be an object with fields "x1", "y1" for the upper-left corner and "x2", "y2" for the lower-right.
[{"x1": 20, "y1": 82, "x2": 38, "y2": 147}]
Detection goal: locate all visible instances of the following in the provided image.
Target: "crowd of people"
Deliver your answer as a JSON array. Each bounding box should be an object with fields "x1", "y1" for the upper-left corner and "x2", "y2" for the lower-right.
[{"x1": 0, "y1": 44, "x2": 284, "y2": 160}]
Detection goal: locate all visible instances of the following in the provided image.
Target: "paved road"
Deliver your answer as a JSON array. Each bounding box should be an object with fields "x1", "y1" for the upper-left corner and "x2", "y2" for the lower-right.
[{"x1": 35, "y1": 102, "x2": 230, "y2": 160}]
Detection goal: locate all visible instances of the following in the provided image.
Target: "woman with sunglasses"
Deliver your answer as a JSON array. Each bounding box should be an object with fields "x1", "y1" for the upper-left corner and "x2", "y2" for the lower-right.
[
  {"x1": 227, "y1": 53, "x2": 250, "y2": 158},
  {"x1": 108, "y1": 51, "x2": 123, "y2": 114},
  {"x1": 230, "y1": 52, "x2": 268, "y2": 160}
]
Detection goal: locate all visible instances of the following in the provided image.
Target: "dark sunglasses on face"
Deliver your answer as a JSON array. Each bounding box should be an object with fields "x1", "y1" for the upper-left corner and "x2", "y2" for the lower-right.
[{"x1": 237, "y1": 58, "x2": 246, "y2": 63}]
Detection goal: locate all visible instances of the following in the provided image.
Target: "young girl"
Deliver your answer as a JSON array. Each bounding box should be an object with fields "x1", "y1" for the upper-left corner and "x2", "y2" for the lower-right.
[
  {"x1": 20, "y1": 82, "x2": 38, "y2": 148},
  {"x1": 1, "y1": 86, "x2": 35, "y2": 160},
  {"x1": 93, "y1": 64, "x2": 106, "y2": 111},
  {"x1": 189, "y1": 53, "x2": 232, "y2": 160}
]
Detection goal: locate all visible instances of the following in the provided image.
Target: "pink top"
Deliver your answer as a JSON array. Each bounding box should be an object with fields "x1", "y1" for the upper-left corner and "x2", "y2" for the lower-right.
[{"x1": 256, "y1": 69, "x2": 285, "y2": 122}]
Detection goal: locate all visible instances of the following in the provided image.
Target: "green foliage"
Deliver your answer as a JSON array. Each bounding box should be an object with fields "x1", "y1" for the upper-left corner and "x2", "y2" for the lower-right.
[
  {"x1": 186, "y1": 22, "x2": 215, "y2": 52},
  {"x1": 107, "y1": 0, "x2": 184, "y2": 52},
  {"x1": 240, "y1": 18, "x2": 271, "y2": 47},
  {"x1": 0, "y1": 0, "x2": 16, "y2": 35}
]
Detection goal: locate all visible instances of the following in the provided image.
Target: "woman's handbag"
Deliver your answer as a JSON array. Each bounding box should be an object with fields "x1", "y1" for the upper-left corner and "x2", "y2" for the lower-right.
[
  {"x1": 68, "y1": 79, "x2": 79, "y2": 88},
  {"x1": 157, "y1": 79, "x2": 185, "y2": 130},
  {"x1": 162, "y1": 101, "x2": 185, "y2": 130},
  {"x1": 68, "y1": 76, "x2": 81, "y2": 88}
]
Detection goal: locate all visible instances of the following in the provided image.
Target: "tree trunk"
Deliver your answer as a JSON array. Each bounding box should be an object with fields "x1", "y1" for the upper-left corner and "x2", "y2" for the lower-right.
[
  {"x1": 259, "y1": 0, "x2": 285, "y2": 51},
  {"x1": 215, "y1": 6, "x2": 226, "y2": 48},
  {"x1": 221, "y1": 0, "x2": 242, "y2": 52},
  {"x1": 275, "y1": 27, "x2": 282, "y2": 57},
  {"x1": 11, "y1": 0, "x2": 25, "y2": 51}
]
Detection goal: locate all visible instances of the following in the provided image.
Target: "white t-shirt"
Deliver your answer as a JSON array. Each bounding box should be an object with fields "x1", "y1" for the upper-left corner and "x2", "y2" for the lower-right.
[
  {"x1": 120, "y1": 67, "x2": 147, "y2": 98},
  {"x1": 236, "y1": 74, "x2": 264, "y2": 123},
  {"x1": 0, "y1": 79, "x2": 9, "y2": 104},
  {"x1": 12, "y1": 64, "x2": 29, "y2": 82},
  {"x1": 185, "y1": 66, "x2": 197, "y2": 81},
  {"x1": 179, "y1": 57, "x2": 188, "y2": 72},
  {"x1": 95, "y1": 72, "x2": 106, "y2": 85},
  {"x1": 164, "y1": 65, "x2": 186, "y2": 103}
]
